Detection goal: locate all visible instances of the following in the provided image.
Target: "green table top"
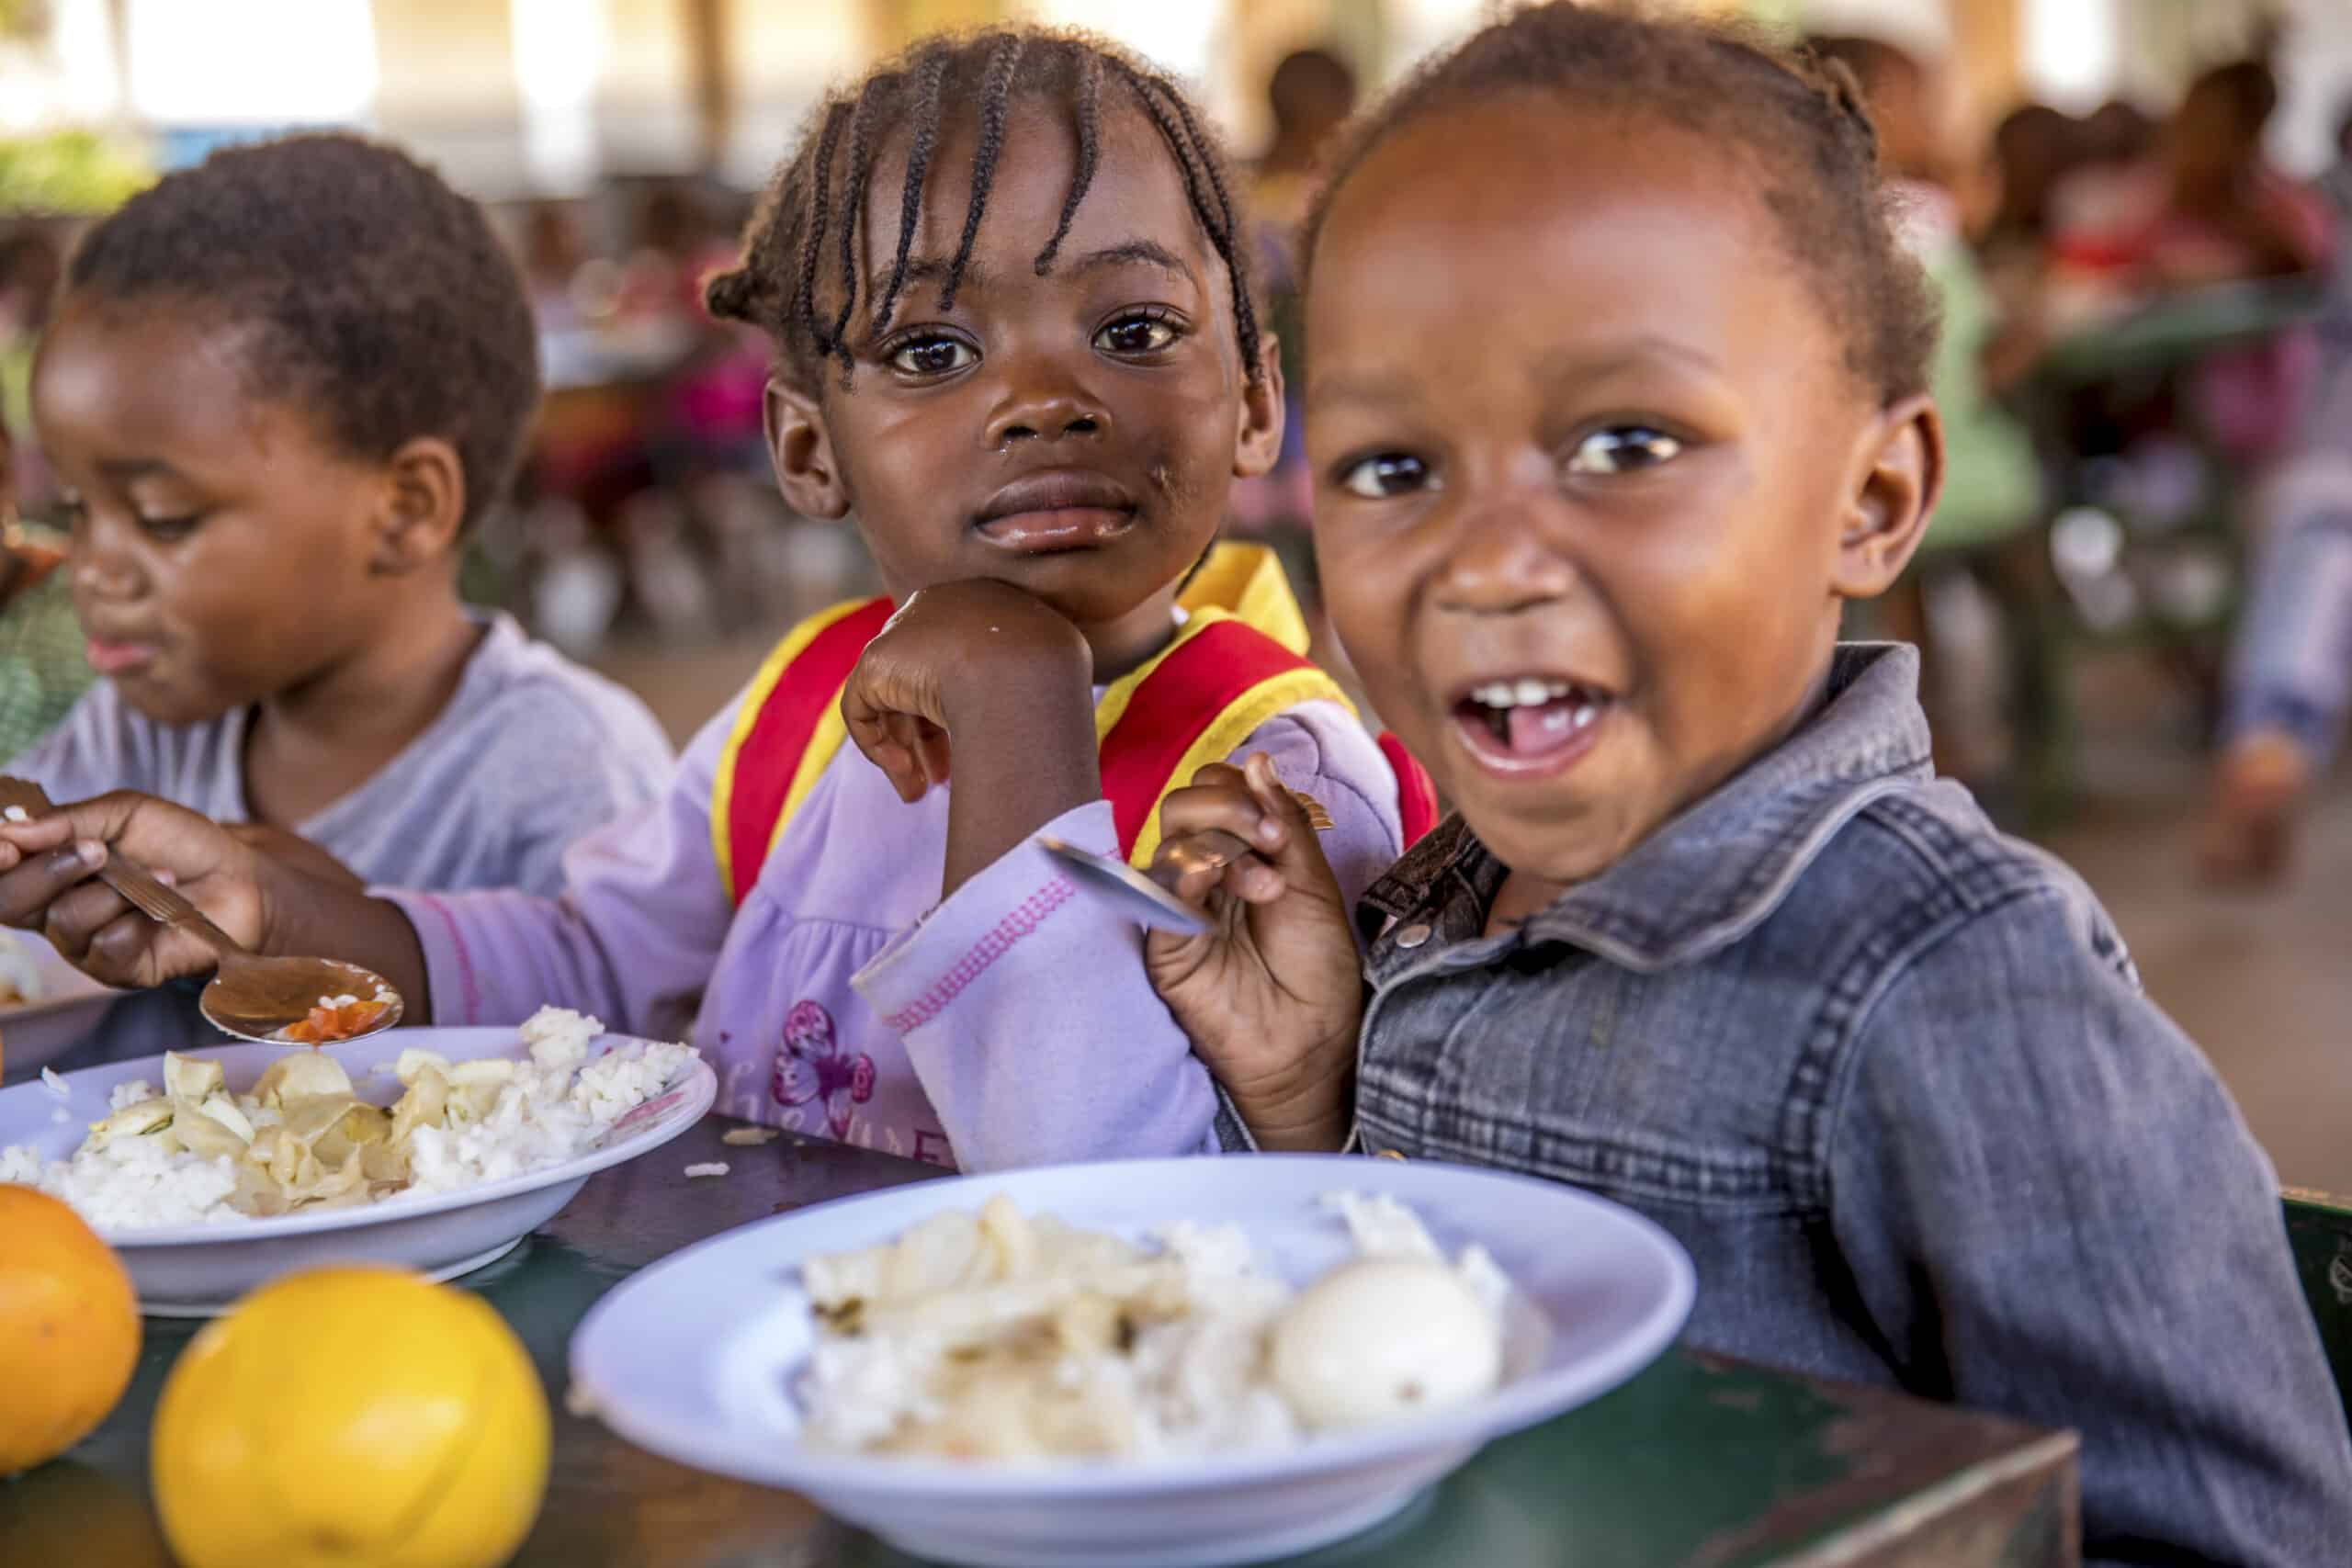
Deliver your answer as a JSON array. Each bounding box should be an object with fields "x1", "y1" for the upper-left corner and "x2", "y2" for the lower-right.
[{"x1": 1, "y1": 1117, "x2": 2078, "y2": 1567}]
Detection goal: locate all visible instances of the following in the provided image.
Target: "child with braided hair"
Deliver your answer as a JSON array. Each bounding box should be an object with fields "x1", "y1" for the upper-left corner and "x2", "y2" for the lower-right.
[{"x1": 0, "y1": 29, "x2": 1428, "y2": 1171}]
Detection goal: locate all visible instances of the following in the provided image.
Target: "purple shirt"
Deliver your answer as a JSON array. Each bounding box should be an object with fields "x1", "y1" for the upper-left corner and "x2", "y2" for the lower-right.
[{"x1": 388, "y1": 691, "x2": 1401, "y2": 1172}]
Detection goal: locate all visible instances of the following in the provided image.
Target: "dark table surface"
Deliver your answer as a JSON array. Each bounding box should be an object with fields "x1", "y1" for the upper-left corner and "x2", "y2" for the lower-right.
[{"x1": 2, "y1": 1116, "x2": 2079, "y2": 1567}]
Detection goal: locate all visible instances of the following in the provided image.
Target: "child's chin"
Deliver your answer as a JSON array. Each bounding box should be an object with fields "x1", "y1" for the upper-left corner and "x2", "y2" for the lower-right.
[
  {"x1": 115, "y1": 677, "x2": 234, "y2": 729},
  {"x1": 1004, "y1": 556, "x2": 1187, "y2": 628},
  {"x1": 1457, "y1": 795, "x2": 1643, "y2": 888}
]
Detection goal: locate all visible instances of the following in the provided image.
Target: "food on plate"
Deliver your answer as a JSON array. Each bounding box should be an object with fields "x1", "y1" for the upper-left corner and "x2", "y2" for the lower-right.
[
  {"x1": 1269, "y1": 1258, "x2": 1503, "y2": 1429},
  {"x1": 273, "y1": 991, "x2": 397, "y2": 1045},
  {"x1": 684, "y1": 1162, "x2": 729, "y2": 1179},
  {"x1": 795, "y1": 1190, "x2": 1510, "y2": 1462},
  {"x1": 0, "y1": 1008, "x2": 698, "y2": 1230},
  {"x1": 0, "y1": 931, "x2": 42, "y2": 1008},
  {"x1": 0, "y1": 1185, "x2": 141, "y2": 1476},
  {"x1": 153, "y1": 1265, "x2": 549, "y2": 1568}
]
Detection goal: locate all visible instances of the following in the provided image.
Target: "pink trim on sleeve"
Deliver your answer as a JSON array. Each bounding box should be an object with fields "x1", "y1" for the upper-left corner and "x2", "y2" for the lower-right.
[
  {"x1": 879, "y1": 877, "x2": 1076, "y2": 1035},
  {"x1": 409, "y1": 891, "x2": 484, "y2": 1025}
]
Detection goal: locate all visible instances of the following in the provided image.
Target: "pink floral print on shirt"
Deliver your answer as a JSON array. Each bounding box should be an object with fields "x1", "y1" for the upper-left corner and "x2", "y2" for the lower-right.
[{"x1": 771, "y1": 998, "x2": 875, "y2": 1138}]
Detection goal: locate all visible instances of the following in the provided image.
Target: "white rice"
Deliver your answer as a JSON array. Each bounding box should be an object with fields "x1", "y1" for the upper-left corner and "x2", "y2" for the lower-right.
[{"x1": 4, "y1": 1007, "x2": 698, "y2": 1230}]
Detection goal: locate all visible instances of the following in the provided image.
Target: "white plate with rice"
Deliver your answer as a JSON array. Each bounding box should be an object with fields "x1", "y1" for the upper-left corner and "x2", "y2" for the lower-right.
[
  {"x1": 0, "y1": 1013, "x2": 714, "y2": 1314},
  {"x1": 569, "y1": 1156, "x2": 1693, "y2": 1568},
  {"x1": 0, "y1": 931, "x2": 121, "y2": 1078}
]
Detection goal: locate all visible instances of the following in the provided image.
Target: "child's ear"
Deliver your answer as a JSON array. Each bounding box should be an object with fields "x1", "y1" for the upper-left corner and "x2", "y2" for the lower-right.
[
  {"x1": 370, "y1": 436, "x2": 466, "y2": 574},
  {"x1": 1831, "y1": 394, "x2": 1943, "y2": 599},
  {"x1": 765, "y1": 378, "x2": 852, "y2": 520},
  {"x1": 1231, "y1": 333, "x2": 1286, "y2": 481}
]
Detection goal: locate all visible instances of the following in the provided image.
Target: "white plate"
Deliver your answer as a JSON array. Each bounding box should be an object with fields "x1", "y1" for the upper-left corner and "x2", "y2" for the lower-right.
[
  {"x1": 570, "y1": 1156, "x2": 1694, "y2": 1568},
  {"x1": 0, "y1": 933, "x2": 120, "y2": 1078},
  {"x1": 0, "y1": 1026, "x2": 715, "y2": 1315}
]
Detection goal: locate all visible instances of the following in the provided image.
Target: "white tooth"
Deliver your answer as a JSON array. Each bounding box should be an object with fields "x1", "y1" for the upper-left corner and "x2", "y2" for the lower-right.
[
  {"x1": 1532, "y1": 704, "x2": 1574, "y2": 735},
  {"x1": 1513, "y1": 678, "x2": 1553, "y2": 707},
  {"x1": 1475, "y1": 682, "x2": 1515, "y2": 707},
  {"x1": 1570, "y1": 703, "x2": 1600, "y2": 729}
]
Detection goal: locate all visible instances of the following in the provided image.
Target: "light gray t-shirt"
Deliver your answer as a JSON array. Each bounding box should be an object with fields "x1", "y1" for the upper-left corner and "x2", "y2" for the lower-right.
[{"x1": 8, "y1": 613, "x2": 673, "y2": 897}]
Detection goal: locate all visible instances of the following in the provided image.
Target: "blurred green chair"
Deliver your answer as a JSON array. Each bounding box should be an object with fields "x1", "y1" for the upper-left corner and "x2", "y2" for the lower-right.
[{"x1": 2282, "y1": 1187, "x2": 2352, "y2": 1419}]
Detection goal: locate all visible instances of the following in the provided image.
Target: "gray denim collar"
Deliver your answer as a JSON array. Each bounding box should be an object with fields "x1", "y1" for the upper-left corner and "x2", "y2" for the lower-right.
[{"x1": 1361, "y1": 644, "x2": 1933, "y2": 974}]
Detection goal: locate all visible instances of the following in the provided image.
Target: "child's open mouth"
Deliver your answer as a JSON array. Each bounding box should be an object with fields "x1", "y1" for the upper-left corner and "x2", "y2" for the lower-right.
[{"x1": 1451, "y1": 678, "x2": 1613, "y2": 775}]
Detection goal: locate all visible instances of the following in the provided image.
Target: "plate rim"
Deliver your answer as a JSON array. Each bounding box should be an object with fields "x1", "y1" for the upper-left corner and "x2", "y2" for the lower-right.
[
  {"x1": 0, "y1": 935, "x2": 119, "y2": 1021},
  {"x1": 0, "y1": 1025, "x2": 716, "y2": 1247},
  {"x1": 569, "y1": 1153, "x2": 1695, "y2": 1500}
]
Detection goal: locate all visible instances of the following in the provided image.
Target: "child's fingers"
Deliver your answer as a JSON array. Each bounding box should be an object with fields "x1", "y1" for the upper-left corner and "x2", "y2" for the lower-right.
[
  {"x1": 35, "y1": 877, "x2": 139, "y2": 963},
  {"x1": 0, "y1": 837, "x2": 107, "y2": 931},
  {"x1": 0, "y1": 813, "x2": 75, "y2": 861},
  {"x1": 1158, "y1": 829, "x2": 1284, "y2": 905},
  {"x1": 83, "y1": 905, "x2": 170, "y2": 979},
  {"x1": 1159, "y1": 774, "x2": 1292, "y2": 856},
  {"x1": 910, "y1": 717, "x2": 952, "y2": 786},
  {"x1": 843, "y1": 707, "x2": 929, "y2": 803},
  {"x1": 1240, "y1": 752, "x2": 1293, "y2": 821}
]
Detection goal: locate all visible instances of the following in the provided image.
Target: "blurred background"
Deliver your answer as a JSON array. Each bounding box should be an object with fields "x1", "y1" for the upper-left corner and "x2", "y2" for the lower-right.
[{"x1": 4, "y1": 0, "x2": 2352, "y2": 1186}]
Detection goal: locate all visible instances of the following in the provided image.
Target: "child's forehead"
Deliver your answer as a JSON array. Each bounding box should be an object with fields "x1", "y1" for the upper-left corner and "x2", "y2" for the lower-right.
[
  {"x1": 851, "y1": 96, "x2": 1218, "y2": 288},
  {"x1": 1307, "y1": 103, "x2": 1849, "y2": 400},
  {"x1": 37, "y1": 294, "x2": 315, "y2": 461},
  {"x1": 1320, "y1": 103, "x2": 1777, "y2": 298}
]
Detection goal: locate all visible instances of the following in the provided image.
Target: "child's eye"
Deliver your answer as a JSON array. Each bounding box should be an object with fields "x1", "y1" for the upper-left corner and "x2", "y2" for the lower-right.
[
  {"x1": 885, "y1": 334, "x2": 977, "y2": 377},
  {"x1": 1337, "y1": 453, "x2": 1436, "y2": 500},
  {"x1": 1093, "y1": 310, "x2": 1184, "y2": 356},
  {"x1": 1566, "y1": 426, "x2": 1683, "y2": 476},
  {"x1": 137, "y1": 514, "x2": 202, "y2": 543}
]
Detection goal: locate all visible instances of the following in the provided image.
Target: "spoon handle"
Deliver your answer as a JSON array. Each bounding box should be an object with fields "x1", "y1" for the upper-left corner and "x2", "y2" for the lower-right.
[
  {"x1": 0, "y1": 776, "x2": 247, "y2": 961},
  {"x1": 94, "y1": 855, "x2": 249, "y2": 961}
]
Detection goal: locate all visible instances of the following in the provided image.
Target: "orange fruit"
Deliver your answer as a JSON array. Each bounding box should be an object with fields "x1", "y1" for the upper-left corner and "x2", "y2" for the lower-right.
[
  {"x1": 152, "y1": 1266, "x2": 550, "y2": 1568},
  {"x1": 0, "y1": 1184, "x2": 141, "y2": 1476}
]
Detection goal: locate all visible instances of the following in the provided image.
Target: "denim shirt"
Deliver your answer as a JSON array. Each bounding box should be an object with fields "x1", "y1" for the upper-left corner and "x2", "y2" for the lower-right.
[{"x1": 1351, "y1": 645, "x2": 2352, "y2": 1566}]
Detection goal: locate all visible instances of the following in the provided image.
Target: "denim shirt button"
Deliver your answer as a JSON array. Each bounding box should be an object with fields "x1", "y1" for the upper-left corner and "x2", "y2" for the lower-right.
[{"x1": 1394, "y1": 922, "x2": 1433, "y2": 949}]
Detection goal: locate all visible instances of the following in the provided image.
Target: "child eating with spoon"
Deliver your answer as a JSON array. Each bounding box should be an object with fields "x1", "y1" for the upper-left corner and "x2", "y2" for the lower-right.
[
  {"x1": 1142, "y1": 8, "x2": 2352, "y2": 1562},
  {"x1": 0, "y1": 29, "x2": 1422, "y2": 1170},
  {"x1": 10, "y1": 133, "x2": 673, "y2": 897}
]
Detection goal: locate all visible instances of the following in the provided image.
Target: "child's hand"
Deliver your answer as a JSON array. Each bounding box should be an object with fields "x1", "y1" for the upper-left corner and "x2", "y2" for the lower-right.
[
  {"x1": 0, "y1": 792, "x2": 272, "y2": 989},
  {"x1": 1145, "y1": 754, "x2": 1364, "y2": 1151},
  {"x1": 844, "y1": 579, "x2": 1102, "y2": 897},
  {"x1": 842, "y1": 580, "x2": 1092, "y2": 803}
]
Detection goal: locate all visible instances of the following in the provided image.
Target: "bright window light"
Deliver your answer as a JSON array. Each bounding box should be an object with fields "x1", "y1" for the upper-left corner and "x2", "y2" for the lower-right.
[
  {"x1": 2022, "y1": 0, "x2": 2120, "y2": 111},
  {"x1": 512, "y1": 0, "x2": 611, "y2": 194},
  {"x1": 125, "y1": 0, "x2": 377, "y2": 126}
]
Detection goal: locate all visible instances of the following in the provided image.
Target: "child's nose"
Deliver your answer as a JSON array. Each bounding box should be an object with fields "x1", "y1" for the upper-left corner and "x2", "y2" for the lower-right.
[
  {"x1": 1434, "y1": 500, "x2": 1578, "y2": 615},
  {"x1": 70, "y1": 515, "x2": 145, "y2": 602},
  {"x1": 986, "y1": 376, "x2": 1109, "y2": 449}
]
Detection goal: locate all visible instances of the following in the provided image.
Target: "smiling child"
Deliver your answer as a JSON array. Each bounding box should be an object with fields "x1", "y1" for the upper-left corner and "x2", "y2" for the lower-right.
[{"x1": 1144, "y1": 9, "x2": 2352, "y2": 1562}]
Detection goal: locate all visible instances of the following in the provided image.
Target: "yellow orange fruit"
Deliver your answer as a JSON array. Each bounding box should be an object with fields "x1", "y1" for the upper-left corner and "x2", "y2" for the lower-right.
[
  {"x1": 0, "y1": 1184, "x2": 141, "y2": 1476},
  {"x1": 152, "y1": 1266, "x2": 550, "y2": 1568}
]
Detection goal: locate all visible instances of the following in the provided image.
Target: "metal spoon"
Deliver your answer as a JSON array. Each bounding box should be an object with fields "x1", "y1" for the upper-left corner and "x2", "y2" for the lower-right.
[
  {"x1": 0, "y1": 778, "x2": 404, "y2": 1046},
  {"x1": 1039, "y1": 788, "x2": 1337, "y2": 937},
  {"x1": 1039, "y1": 837, "x2": 1212, "y2": 936}
]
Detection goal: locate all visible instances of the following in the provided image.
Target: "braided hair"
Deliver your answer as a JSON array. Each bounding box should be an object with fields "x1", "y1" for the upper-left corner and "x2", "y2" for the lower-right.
[
  {"x1": 707, "y1": 28, "x2": 1262, "y2": 393},
  {"x1": 1302, "y1": 4, "x2": 1939, "y2": 407}
]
